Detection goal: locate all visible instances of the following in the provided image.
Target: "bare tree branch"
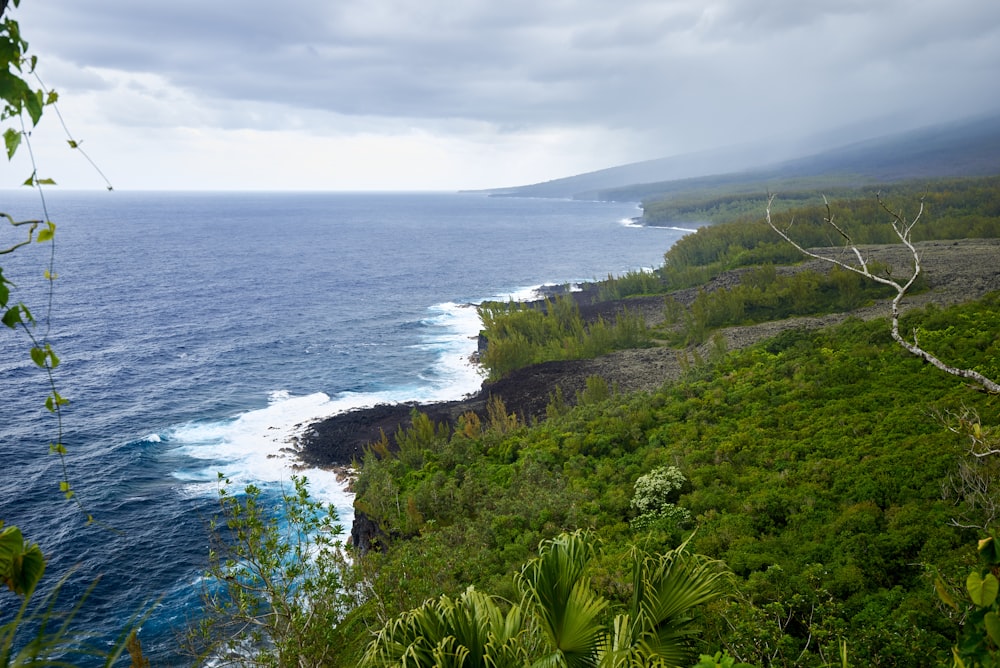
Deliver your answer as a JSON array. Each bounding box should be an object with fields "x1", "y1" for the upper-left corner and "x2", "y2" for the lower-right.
[
  {"x1": 940, "y1": 407, "x2": 1000, "y2": 530},
  {"x1": 765, "y1": 194, "x2": 1000, "y2": 394}
]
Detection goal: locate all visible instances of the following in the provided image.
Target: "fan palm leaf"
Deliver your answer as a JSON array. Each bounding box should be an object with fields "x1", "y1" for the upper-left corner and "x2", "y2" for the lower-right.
[
  {"x1": 625, "y1": 539, "x2": 732, "y2": 666},
  {"x1": 362, "y1": 586, "x2": 526, "y2": 668},
  {"x1": 517, "y1": 532, "x2": 608, "y2": 668}
]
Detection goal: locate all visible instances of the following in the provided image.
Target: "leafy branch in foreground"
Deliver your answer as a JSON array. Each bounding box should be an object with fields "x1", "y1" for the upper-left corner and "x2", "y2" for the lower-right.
[
  {"x1": 190, "y1": 475, "x2": 352, "y2": 667},
  {"x1": 0, "y1": 564, "x2": 146, "y2": 668},
  {"x1": 3, "y1": 0, "x2": 113, "y2": 516},
  {"x1": 765, "y1": 193, "x2": 1000, "y2": 394},
  {"x1": 938, "y1": 536, "x2": 1000, "y2": 667}
]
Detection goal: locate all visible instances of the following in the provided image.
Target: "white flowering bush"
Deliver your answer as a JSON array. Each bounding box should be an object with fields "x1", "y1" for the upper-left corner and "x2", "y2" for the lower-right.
[{"x1": 630, "y1": 465, "x2": 692, "y2": 531}]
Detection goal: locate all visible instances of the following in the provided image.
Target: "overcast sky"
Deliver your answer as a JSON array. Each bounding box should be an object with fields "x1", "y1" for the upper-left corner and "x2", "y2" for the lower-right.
[{"x1": 9, "y1": 0, "x2": 1000, "y2": 190}]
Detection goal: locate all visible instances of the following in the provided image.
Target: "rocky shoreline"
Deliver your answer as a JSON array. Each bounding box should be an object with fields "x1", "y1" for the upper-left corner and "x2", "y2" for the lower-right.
[{"x1": 296, "y1": 238, "x2": 1000, "y2": 471}]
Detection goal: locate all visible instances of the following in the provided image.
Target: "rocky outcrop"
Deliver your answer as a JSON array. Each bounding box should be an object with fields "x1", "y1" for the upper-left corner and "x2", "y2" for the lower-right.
[{"x1": 350, "y1": 509, "x2": 390, "y2": 554}]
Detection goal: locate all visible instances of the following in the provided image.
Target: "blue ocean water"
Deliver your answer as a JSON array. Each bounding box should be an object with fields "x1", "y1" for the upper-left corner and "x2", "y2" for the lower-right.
[{"x1": 0, "y1": 191, "x2": 688, "y2": 664}]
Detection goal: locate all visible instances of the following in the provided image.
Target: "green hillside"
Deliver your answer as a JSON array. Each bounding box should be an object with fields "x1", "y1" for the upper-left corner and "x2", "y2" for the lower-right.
[{"x1": 332, "y1": 179, "x2": 1000, "y2": 666}]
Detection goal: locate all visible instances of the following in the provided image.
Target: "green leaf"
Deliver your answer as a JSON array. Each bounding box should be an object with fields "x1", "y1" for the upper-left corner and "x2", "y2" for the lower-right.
[
  {"x1": 24, "y1": 88, "x2": 43, "y2": 125},
  {"x1": 3, "y1": 126, "x2": 20, "y2": 158},
  {"x1": 0, "y1": 525, "x2": 46, "y2": 597},
  {"x1": 967, "y1": 571, "x2": 999, "y2": 607},
  {"x1": 30, "y1": 346, "x2": 46, "y2": 367},
  {"x1": 979, "y1": 536, "x2": 1000, "y2": 565},
  {"x1": 22, "y1": 174, "x2": 34, "y2": 186},
  {"x1": 43, "y1": 393, "x2": 67, "y2": 411},
  {"x1": 936, "y1": 575, "x2": 958, "y2": 610},
  {"x1": 67, "y1": 139, "x2": 78, "y2": 149},
  {"x1": 36, "y1": 221, "x2": 55, "y2": 242},
  {"x1": 2, "y1": 306, "x2": 21, "y2": 328},
  {"x1": 985, "y1": 611, "x2": 1000, "y2": 645},
  {"x1": 36, "y1": 177, "x2": 56, "y2": 185}
]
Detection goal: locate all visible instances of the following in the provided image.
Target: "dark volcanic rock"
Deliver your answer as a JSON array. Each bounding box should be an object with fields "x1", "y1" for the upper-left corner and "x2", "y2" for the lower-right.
[
  {"x1": 297, "y1": 359, "x2": 607, "y2": 468},
  {"x1": 351, "y1": 509, "x2": 390, "y2": 553},
  {"x1": 297, "y1": 400, "x2": 475, "y2": 467}
]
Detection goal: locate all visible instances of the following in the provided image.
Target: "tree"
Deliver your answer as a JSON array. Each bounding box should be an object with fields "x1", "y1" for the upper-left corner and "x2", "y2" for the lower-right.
[
  {"x1": 190, "y1": 476, "x2": 351, "y2": 668},
  {"x1": 765, "y1": 193, "x2": 1000, "y2": 394}
]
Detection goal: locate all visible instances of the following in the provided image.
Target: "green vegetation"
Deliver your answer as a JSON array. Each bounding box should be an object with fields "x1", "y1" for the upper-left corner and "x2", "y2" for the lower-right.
[
  {"x1": 637, "y1": 173, "x2": 1000, "y2": 228},
  {"x1": 477, "y1": 295, "x2": 648, "y2": 379},
  {"x1": 189, "y1": 476, "x2": 356, "y2": 667},
  {"x1": 598, "y1": 268, "x2": 663, "y2": 301},
  {"x1": 627, "y1": 176, "x2": 1000, "y2": 295},
  {"x1": 642, "y1": 187, "x2": 847, "y2": 227},
  {"x1": 945, "y1": 536, "x2": 1000, "y2": 666},
  {"x1": 344, "y1": 293, "x2": 1000, "y2": 665},
  {"x1": 660, "y1": 264, "x2": 915, "y2": 346},
  {"x1": 486, "y1": 184, "x2": 983, "y2": 376},
  {"x1": 326, "y1": 183, "x2": 1000, "y2": 665},
  {"x1": 0, "y1": 525, "x2": 44, "y2": 599}
]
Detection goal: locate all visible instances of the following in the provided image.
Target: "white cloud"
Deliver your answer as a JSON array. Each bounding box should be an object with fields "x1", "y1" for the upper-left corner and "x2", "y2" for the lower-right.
[{"x1": 9, "y1": 0, "x2": 1000, "y2": 189}]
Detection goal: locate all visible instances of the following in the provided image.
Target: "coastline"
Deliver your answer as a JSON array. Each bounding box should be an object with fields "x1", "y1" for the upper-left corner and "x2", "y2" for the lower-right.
[
  {"x1": 294, "y1": 282, "x2": 608, "y2": 469},
  {"x1": 296, "y1": 238, "x2": 1000, "y2": 472}
]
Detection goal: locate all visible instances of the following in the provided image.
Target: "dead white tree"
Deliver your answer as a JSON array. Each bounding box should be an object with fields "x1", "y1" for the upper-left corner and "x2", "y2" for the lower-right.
[{"x1": 765, "y1": 193, "x2": 1000, "y2": 394}]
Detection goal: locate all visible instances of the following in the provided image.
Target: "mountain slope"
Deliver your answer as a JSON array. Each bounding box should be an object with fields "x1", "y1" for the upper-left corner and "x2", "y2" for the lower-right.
[{"x1": 483, "y1": 113, "x2": 1000, "y2": 202}]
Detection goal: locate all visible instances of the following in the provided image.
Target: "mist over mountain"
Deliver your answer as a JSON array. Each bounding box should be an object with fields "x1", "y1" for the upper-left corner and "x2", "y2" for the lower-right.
[{"x1": 478, "y1": 113, "x2": 1000, "y2": 201}]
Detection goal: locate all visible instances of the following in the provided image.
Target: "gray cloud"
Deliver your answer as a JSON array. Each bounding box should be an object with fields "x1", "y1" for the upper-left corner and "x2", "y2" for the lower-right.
[{"x1": 17, "y1": 0, "x2": 1000, "y2": 157}]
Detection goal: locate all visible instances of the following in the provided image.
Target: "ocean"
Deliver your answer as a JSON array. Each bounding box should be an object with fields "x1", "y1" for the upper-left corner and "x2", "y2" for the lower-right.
[{"x1": 0, "y1": 190, "x2": 689, "y2": 664}]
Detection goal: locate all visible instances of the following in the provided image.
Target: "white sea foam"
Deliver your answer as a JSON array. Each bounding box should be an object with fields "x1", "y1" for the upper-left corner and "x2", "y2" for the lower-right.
[
  {"x1": 616, "y1": 215, "x2": 700, "y2": 234},
  {"x1": 497, "y1": 283, "x2": 582, "y2": 302},
  {"x1": 167, "y1": 392, "x2": 356, "y2": 538},
  {"x1": 164, "y1": 294, "x2": 497, "y2": 535},
  {"x1": 618, "y1": 217, "x2": 644, "y2": 228},
  {"x1": 164, "y1": 279, "x2": 609, "y2": 534},
  {"x1": 414, "y1": 301, "x2": 485, "y2": 400}
]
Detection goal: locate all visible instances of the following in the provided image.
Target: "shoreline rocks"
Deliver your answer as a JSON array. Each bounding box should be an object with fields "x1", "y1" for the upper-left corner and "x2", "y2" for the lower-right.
[{"x1": 298, "y1": 239, "x2": 1000, "y2": 471}]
